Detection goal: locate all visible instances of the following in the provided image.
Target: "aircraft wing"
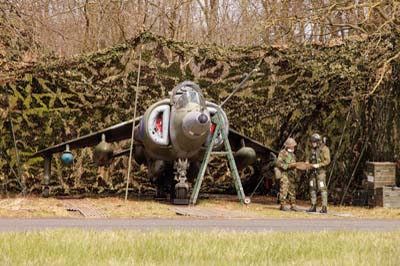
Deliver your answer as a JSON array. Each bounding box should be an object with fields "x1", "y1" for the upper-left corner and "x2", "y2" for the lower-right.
[
  {"x1": 33, "y1": 117, "x2": 142, "y2": 157},
  {"x1": 228, "y1": 128, "x2": 278, "y2": 157}
]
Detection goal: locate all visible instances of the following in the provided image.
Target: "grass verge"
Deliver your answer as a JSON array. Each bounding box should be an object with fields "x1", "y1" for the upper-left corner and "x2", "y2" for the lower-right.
[{"x1": 0, "y1": 230, "x2": 399, "y2": 265}]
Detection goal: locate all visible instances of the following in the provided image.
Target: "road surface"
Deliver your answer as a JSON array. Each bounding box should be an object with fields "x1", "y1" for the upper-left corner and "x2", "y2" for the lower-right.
[{"x1": 0, "y1": 218, "x2": 399, "y2": 232}]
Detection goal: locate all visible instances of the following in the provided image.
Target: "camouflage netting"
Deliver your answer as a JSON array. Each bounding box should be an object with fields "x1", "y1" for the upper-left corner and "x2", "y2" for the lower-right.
[{"x1": 1, "y1": 32, "x2": 400, "y2": 203}]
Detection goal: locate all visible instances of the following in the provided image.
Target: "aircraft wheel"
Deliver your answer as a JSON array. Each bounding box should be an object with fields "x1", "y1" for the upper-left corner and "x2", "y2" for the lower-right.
[
  {"x1": 244, "y1": 197, "x2": 251, "y2": 205},
  {"x1": 42, "y1": 186, "x2": 50, "y2": 198}
]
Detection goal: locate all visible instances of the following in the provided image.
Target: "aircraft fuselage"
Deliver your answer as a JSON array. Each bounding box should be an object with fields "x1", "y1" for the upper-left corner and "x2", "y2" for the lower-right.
[{"x1": 134, "y1": 81, "x2": 223, "y2": 164}]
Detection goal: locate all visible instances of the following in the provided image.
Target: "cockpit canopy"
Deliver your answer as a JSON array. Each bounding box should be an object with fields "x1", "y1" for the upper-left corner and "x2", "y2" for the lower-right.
[{"x1": 170, "y1": 81, "x2": 206, "y2": 110}]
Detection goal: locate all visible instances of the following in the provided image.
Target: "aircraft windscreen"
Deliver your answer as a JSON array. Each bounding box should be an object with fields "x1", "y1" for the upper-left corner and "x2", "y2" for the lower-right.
[
  {"x1": 175, "y1": 91, "x2": 201, "y2": 109},
  {"x1": 176, "y1": 93, "x2": 189, "y2": 109},
  {"x1": 188, "y1": 91, "x2": 200, "y2": 104},
  {"x1": 171, "y1": 82, "x2": 208, "y2": 110}
]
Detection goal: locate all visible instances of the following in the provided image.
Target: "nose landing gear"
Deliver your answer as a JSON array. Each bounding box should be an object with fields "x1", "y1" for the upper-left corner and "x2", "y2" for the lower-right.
[{"x1": 173, "y1": 158, "x2": 190, "y2": 205}]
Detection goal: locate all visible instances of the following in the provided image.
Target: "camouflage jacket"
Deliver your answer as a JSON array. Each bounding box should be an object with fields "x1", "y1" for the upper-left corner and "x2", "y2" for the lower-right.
[
  {"x1": 276, "y1": 149, "x2": 296, "y2": 171},
  {"x1": 307, "y1": 144, "x2": 331, "y2": 169}
]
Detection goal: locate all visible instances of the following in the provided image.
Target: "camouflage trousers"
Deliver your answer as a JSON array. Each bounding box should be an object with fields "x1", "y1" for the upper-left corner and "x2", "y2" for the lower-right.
[
  {"x1": 279, "y1": 173, "x2": 296, "y2": 205},
  {"x1": 309, "y1": 169, "x2": 328, "y2": 207}
]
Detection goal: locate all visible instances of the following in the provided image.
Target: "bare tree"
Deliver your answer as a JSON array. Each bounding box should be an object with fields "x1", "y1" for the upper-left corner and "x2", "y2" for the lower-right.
[{"x1": 2, "y1": 0, "x2": 398, "y2": 57}]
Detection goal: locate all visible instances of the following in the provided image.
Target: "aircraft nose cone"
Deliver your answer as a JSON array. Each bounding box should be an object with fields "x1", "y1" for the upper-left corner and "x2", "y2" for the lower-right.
[
  {"x1": 198, "y1": 113, "x2": 208, "y2": 124},
  {"x1": 182, "y1": 111, "x2": 210, "y2": 139}
]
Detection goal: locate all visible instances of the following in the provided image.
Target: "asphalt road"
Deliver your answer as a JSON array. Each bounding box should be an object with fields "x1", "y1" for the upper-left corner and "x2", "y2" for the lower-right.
[{"x1": 0, "y1": 218, "x2": 399, "y2": 232}]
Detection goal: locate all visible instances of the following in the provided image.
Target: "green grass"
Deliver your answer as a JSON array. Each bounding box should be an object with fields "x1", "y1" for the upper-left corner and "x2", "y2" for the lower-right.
[{"x1": 0, "y1": 230, "x2": 399, "y2": 266}]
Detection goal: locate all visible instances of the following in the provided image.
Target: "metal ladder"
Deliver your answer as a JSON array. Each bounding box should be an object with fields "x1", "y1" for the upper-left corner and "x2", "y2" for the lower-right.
[{"x1": 189, "y1": 111, "x2": 249, "y2": 205}]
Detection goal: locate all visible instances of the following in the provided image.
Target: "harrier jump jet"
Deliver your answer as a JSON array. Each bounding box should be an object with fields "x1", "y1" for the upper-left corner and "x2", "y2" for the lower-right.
[{"x1": 33, "y1": 81, "x2": 275, "y2": 201}]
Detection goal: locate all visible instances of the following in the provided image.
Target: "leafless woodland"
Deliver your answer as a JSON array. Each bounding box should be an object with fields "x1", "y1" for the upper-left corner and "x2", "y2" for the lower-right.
[{"x1": 2, "y1": 0, "x2": 399, "y2": 57}]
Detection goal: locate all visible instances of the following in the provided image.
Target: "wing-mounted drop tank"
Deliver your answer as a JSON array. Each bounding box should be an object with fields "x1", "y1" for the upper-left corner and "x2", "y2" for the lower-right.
[
  {"x1": 93, "y1": 134, "x2": 114, "y2": 166},
  {"x1": 234, "y1": 139, "x2": 257, "y2": 170}
]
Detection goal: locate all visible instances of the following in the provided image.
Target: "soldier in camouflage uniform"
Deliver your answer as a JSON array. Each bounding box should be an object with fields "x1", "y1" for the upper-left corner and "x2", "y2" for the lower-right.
[
  {"x1": 307, "y1": 133, "x2": 331, "y2": 213},
  {"x1": 275, "y1": 138, "x2": 298, "y2": 212}
]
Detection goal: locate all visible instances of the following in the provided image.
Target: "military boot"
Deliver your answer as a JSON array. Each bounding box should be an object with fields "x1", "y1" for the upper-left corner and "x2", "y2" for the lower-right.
[
  {"x1": 320, "y1": 206, "x2": 327, "y2": 214},
  {"x1": 307, "y1": 204, "x2": 317, "y2": 212},
  {"x1": 280, "y1": 205, "x2": 290, "y2": 212},
  {"x1": 290, "y1": 205, "x2": 299, "y2": 212}
]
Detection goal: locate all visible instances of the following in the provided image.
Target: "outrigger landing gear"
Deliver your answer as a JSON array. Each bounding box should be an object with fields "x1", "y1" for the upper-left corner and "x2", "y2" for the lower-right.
[
  {"x1": 42, "y1": 155, "x2": 52, "y2": 198},
  {"x1": 173, "y1": 158, "x2": 190, "y2": 205}
]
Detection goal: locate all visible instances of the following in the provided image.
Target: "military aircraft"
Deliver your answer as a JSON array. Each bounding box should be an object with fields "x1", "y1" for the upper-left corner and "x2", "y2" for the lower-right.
[{"x1": 33, "y1": 81, "x2": 276, "y2": 202}]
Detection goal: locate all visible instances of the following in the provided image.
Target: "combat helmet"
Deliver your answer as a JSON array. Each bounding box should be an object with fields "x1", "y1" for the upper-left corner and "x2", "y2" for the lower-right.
[
  {"x1": 310, "y1": 133, "x2": 322, "y2": 143},
  {"x1": 284, "y1": 138, "x2": 297, "y2": 147}
]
